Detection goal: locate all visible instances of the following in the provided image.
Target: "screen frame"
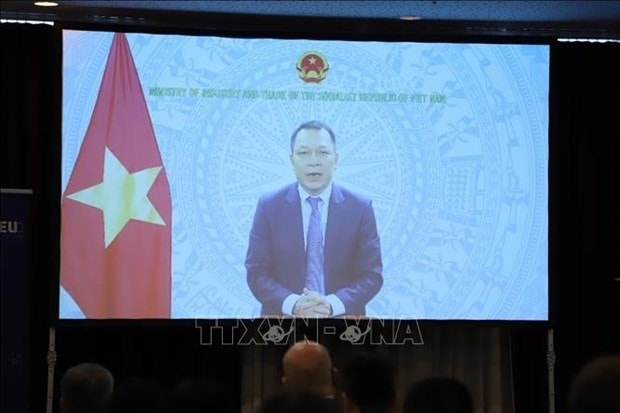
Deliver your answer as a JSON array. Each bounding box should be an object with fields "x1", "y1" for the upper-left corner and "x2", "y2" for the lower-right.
[{"x1": 52, "y1": 15, "x2": 554, "y2": 328}]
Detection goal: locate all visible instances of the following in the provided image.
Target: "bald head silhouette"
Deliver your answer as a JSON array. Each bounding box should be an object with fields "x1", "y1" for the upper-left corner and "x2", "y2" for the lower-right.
[
  {"x1": 60, "y1": 362, "x2": 114, "y2": 413},
  {"x1": 281, "y1": 340, "x2": 335, "y2": 397},
  {"x1": 569, "y1": 355, "x2": 620, "y2": 413}
]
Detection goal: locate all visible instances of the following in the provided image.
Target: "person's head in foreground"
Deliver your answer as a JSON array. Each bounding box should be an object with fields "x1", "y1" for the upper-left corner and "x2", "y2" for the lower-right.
[
  {"x1": 282, "y1": 340, "x2": 336, "y2": 398},
  {"x1": 568, "y1": 354, "x2": 620, "y2": 413},
  {"x1": 340, "y1": 353, "x2": 396, "y2": 413},
  {"x1": 403, "y1": 376, "x2": 473, "y2": 413},
  {"x1": 60, "y1": 362, "x2": 114, "y2": 413}
]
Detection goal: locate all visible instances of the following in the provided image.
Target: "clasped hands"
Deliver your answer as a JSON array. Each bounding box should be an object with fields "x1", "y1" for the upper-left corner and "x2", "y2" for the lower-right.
[{"x1": 292, "y1": 288, "x2": 332, "y2": 317}]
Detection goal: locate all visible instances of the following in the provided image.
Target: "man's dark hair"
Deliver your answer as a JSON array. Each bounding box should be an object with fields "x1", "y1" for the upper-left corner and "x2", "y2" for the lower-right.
[
  {"x1": 290, "y1": 120, "x2": 336, "y2": 153},
  {"x1": 403, "y1": 377, "x2": 473, "y2": 413},
  {"x1": 60, "y1": 362, "x2": 114, "y2": 413},
  {"x1": 340, "y1": 353, "x2": 395, "y2": 413}
]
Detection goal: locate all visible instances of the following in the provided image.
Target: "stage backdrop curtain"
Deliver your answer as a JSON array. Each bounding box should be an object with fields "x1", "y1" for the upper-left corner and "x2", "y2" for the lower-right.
[
  {"x1": 549, "y1": 41, "x2": 620, "y2": 413},
  {"x1": 241, "y1": 325, "x2": 515, "y2": 413}
]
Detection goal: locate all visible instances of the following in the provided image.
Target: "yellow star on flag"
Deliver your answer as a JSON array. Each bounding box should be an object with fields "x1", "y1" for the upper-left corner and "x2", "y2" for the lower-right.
[{"x1": 67, "y1": 147, "x2": 166, "y2": 248}]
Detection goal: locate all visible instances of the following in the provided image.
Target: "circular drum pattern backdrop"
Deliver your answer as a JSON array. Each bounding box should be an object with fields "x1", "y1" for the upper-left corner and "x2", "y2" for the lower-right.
[{"x1": 61, "y1": 31, "x2": 548, "y2": 320}]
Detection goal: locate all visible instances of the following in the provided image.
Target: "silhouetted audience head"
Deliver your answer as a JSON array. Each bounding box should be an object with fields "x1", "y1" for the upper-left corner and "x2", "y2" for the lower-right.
[
  {"x1": 260, "y1": 391, "x2": 341, "y2": 413},
  {"x1": 568, "y1": 355, "x2": 620, "y2": 413},
  {"x1": 60, "y1": 362, "x2": 114, "y2": 413},
  {"x1": 403, "y1": 377, "x2": 473, "y2": 413},
  {"x1": 282, "y1": 340, "x2": 335, "y2": 397},
  {"x1": 340, "y1": 353, "x2": 396, "y2": 413},
  {"x1": 105, "y1": 377, "x2": 162, "y2": 413},
  {"x1": 161, "y1": 379, "x2": 235, "y2": 413}
]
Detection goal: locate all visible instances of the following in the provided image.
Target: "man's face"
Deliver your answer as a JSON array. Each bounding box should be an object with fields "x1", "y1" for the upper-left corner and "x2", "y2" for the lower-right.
[{"x1": 290, "y1": 128, "x2": 339, "y2": 196}]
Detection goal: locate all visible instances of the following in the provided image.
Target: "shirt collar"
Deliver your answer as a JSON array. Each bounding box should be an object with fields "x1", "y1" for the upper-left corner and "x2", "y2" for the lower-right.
[{"x1": 297, "y1": 182, "x2": 333, "y2": 203}]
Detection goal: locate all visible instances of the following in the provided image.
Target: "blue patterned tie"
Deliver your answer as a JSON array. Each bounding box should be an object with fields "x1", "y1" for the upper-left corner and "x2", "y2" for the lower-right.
[{"x1": 305, "y1": 197, "x2": 324, "y2": 294}]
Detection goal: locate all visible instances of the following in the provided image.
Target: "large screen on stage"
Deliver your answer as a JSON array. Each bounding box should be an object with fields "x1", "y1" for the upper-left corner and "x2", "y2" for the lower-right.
[{"x1": 60, "y1": 29, "x2": 549, "y2": 320}]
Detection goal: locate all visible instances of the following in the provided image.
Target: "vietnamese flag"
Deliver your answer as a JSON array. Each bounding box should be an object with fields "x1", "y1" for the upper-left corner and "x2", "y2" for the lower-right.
[{"x1": 61, "y1": 33, "x2": 171, "y2": 318}]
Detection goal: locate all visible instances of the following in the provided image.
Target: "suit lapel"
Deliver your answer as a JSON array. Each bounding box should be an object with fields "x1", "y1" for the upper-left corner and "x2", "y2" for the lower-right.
[
  {"x1": 284, "y1": 184, "x2": 306, "y2": 284},
  {"x1": 324, "y1": 184, "x2": 345, "y2": 272}
]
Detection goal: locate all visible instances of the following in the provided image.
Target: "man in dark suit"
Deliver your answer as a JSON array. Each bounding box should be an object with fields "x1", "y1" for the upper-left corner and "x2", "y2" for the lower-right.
[{"x1": 245, "y1": 120, "x2": 383, "y2": 317}]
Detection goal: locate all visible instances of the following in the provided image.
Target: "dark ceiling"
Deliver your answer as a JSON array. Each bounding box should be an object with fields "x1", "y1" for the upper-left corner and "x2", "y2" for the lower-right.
[{"x1": 1, "y1": 1, "x2": 619, "y2": 39}]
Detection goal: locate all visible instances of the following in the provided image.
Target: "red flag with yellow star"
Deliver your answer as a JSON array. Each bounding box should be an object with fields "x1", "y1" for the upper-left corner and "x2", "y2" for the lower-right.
[{"x1": 61, "y1": 33, "x2": 171, "y2": 318}]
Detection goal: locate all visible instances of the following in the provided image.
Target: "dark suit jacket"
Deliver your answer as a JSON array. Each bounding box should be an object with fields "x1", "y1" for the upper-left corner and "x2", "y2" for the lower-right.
[{"x1": 245, "y1": 183, "x2": 383, "y2": 316}]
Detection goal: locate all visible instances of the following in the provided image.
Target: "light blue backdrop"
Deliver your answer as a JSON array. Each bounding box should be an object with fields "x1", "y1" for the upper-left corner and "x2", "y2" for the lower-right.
[{"x1": 61, "y1": 31, "x2": 549, "y2": 320}]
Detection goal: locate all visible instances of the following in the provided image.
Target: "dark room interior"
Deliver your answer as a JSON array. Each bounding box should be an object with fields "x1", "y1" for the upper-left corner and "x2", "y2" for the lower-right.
[{"x1": 1, "y1": 2, "x2": 619, "y2": 413}]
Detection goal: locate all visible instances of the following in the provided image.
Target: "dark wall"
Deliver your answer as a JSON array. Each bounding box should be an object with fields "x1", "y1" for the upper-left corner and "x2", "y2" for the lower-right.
[
  {"x1": 1, "y1": 22, "x2": 618, "y2": 413},
  {"x1": 1, "y1": 22, "x2": 60, "y2": 413}
]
